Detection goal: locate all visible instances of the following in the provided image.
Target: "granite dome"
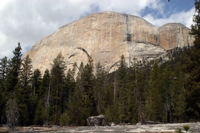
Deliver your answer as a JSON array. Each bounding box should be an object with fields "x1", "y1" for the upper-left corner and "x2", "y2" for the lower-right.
[{"x1": 24, "y1": 11, "x2": 194, "y2": 73}]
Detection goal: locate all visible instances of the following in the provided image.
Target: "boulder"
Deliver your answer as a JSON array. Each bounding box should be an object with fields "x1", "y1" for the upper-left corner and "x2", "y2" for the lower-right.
[{"x1": 87, "y1": 115, "x2": 106, "y2": 126}]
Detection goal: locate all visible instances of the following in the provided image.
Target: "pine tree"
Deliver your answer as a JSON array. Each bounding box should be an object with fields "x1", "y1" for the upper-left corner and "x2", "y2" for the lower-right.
[
  {"x1": 162, "y1": 63, "x2": 173, "y2": 123},
  {"x1": 65, "y1": 63, "x2": 77, "y2": 105},
  {"x1": 32, "y1": 69, "x2": 42, "y2": 97},
  {"x1": 67, "y1": 61, "x2": 96, "y2": 126},
  {"x1": 65, "y1": 68, "x2": 76, "y2": 101},
  {"x1": 184, "y1": 0, "x2": 200, "y2": 121},
  {"x1": 18, "y1": 55, "x2": 32, "y2": 88},
  {"x1": 0, "y1": 56, "x2": 8, "y2": 81},
  {"x1": 41, "y1": 69, "x2": 51, "y2": 125},
  {"x1": 3, "y1": 43, "x2": 22, "y2": 125},
  {"x1": 135, "y1": 65, "x2": 148, "y2": 124},
  {"x1": 76, "y1": 60, "x2": 96, "y2": 125},
  {"x1": 68, "y1": 62, "x2": 85, "y2": 125},
  {"x1": 50, "y1": 52, "x2": 66, "y2": 125},
  {"x1": 94, "y1": 62, "x2": 113, "y2": 118},
  {"x1": 81, "y1": 61, "x2": 96, "y2": 116},
  {"x1": 60, "y1": 67, "x2": 76, "y2": 126},
  {"x1": 0, "y1": 56, "x2": 8, "y2": 124},
  {"x1": 94, "y1": 63, "x2": 107, "y2": 115},
  {"x1": 15, "y1": 55, "x2": 32, "y2": 125},
  {"x1": 31, "y1": 69, "x2": 43, "y2": 125},
  {"x1": 4, "y1": 43, "x2": 22, "y2": 93},
  {"x1": 116, "y1": 55, "x2": 129, "y2": 123},
  {"x1": 170, "y1": 63, "x2": 186, "y2": 122},
  {"x1": 125, "y1": 62, "x2": 138, "y2": 124},
  {"x1": 145, "y1": 62, "x2": 164, "y2": 122}
]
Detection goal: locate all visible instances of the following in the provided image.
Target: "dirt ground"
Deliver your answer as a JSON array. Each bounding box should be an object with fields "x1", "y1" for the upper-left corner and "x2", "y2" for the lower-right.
[{"x1": 1, "y1": 122, "x2": 200, "y2": 133}]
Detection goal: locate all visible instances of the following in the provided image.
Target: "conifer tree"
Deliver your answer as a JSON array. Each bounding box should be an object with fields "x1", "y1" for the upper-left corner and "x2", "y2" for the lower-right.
[
  {"x1": 100, "y1": 79, "x2": 113, "y2": 122},
  {"x1": 94, "y1": 63, "x2": 107, "y2": 115},
  {"x1": 0, "y1": 56, "x2": 8, "y2": 124},
  {"x1": 116, "y1": 55, "x2": 128, "y2": 123},
  {"x1": 0, "y1": 56, "x2": 8, "y2": 81},
  {"x1": 42, "y1": 69, "x2": 51, "y2": 107},
  {"x1": 41, "y1": 69, "x2": 51, "y2": 125},
  {"x1": 60, "y1": 67, "x2": 76, "y2": 126},
  {"x1": 125, "y1": 61, "x2": 138, "y2": 124},
  {"x1": 67, "y1": 61, "x2": 96, "y2": 125},
  {"x1": 18, "y1": 55, "x2": 32, "y2": 88},
  {"x1": 3, "y1": 43, "x2": 22, "y2": 125},
  {"x1": 162, "y1": 63, "x2": 173, "y2": 123},
  {"x1": 94, "y1": 62, "x2": 113, "y2": 118},
  {"x1": 16, "y1": 55, "x2": 32, "y2": 125},
  {"x1": 76, "y1": 60, "x2": 96, "y2": 125},
  {"x1": 184, "y1": 0, "x2": 200, "y2": 121},
  {"x1": 81, "y1": 61, "x2": 96, "y2": 116},
  {"x1": 31, "y1": 69, "x2": 43, "y2": 125},
  {"x1": 68, "y1": 62, "x2": 85, "y2": 125},
  {"x1": 32, "y1": 69, "x2": 42, "y2": 97},
  {"x1": 50, "y1": 53, "x2": 66, "y2": 125},
  {"x1": 4, "y1": 43, "x2": 22, "y2": 93},
  {"x1": 135, "y1": 66, "x2": 147, "y2": 124},
  {"x1": 65, "y1": 68, "x2": 76, "y2": 98},
  {"x1": 170, "y1": 63, "x2": 186, "y2": 122},
  {"x1": 145, "y1": 63, "x2": 164, "y2": 122}
]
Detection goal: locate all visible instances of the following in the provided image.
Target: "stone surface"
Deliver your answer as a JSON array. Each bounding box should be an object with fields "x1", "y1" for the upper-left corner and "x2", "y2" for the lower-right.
[
  {"x1": 87, "y1": 115, "x2": 105, "y2": 126},
  {"x1": 24, "y1": 11, "x2": 194, "y2": 73},
  {"x1": 7, "y1": 122, "x2": 200, "y2": 133}
]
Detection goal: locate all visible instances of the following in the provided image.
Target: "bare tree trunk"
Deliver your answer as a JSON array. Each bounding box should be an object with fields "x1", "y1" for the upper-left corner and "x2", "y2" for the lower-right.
[
  {"x1": 113, "y1": 73, "x2": 117, "y2": 105},
  {"x1": 138, "y1": 97, "x2": 143, "y2": 124},
  {"x1": 54, "y1": 89, "x2": 58, "y2": 125},
  {"x1": 6, "y1": 94, "x2": 19, "y2": 131}
]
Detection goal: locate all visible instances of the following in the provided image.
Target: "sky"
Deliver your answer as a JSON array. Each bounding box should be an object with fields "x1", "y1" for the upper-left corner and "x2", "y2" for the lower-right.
[{"x1": 0, "y1": 0, "x2": 195, "y2": 58}]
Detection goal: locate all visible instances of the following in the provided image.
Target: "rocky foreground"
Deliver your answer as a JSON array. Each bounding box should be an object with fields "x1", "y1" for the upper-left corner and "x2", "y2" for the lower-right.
[{"x1": 2, "y1": 122, "x2": 199, "y2": 133}]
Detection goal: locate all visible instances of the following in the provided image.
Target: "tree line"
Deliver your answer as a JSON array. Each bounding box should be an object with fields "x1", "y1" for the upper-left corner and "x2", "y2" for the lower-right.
[
  {"x1": 0, "y1": 43, "x2": 198, "y2": 127},
  {"x1": 0, "y1": 0, "x2": 200, "y2": 128}
]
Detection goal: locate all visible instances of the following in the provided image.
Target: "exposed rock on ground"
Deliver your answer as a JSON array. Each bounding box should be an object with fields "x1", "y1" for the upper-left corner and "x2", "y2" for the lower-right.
[
  {"x1": 24, "y1": 11, "x2": 194, "y2": 73},
  {"x1": 87, "y1": 114, "x2": 106, "y2": 126},
  {"x1": 6, "y1": 122, "x2": 200, "y2": 133}
]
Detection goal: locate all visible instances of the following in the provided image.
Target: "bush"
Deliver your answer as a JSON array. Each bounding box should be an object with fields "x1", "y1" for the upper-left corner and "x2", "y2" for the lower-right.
[
  {"x1": 175, "y1": 128, "x2": 182, "y2": 133},
  {"x1": 59, "y1": 112, "x2": 71, "y2": 126},
  {"x1": 183, "y1": 125, "x2": 190, "y2": 133}
]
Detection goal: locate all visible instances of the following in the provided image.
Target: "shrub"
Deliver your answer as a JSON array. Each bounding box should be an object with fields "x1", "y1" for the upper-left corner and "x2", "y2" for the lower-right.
[
  {"x1": 59, "y1": 112, "x2": 71, "y2": 126},
  {"x1": 183, "y1": 125, "x2": 190, "y2": 133},
  {"x1": 175, "y1": 128, "x2": 182, "y2": 133}
]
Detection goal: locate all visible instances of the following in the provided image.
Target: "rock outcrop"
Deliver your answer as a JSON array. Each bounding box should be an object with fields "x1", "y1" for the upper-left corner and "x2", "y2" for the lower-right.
[{"x1": 24, "y1": 11, "x2": 194, "y2": 73}]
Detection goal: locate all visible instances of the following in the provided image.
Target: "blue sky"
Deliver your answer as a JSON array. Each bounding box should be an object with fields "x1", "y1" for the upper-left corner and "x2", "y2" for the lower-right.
[
  {"x1": 142, "y1": 0, "x2": 193, "y2": 18},
  {"x1": 0, "y1": 0, "x2": 195, "y2": 58}
]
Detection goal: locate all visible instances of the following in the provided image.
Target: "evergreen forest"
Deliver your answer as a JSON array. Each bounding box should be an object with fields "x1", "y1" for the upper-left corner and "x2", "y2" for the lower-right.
[{"x1": 1, "y1": 0, "x2": 200, "y2": 128}]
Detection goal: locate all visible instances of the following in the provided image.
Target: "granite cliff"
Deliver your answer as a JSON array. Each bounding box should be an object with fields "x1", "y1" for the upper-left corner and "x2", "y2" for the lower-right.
[{"x1": 24, "y1": 11, "x2": 194, "y2": 73}]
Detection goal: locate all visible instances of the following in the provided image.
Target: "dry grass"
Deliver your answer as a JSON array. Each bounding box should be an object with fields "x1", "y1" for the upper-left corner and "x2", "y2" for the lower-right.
[{"x1": 0, "y1": 126, "x2": 8, "y2": 132}]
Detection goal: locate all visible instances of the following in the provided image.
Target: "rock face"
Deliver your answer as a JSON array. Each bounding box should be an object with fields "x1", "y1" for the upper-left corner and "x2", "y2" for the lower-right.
[{"x1": 24, "y1": 11, "x2": 194, "y2": 73}]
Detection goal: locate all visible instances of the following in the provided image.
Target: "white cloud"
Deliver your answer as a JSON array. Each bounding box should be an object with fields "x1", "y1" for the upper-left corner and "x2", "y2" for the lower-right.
[
  {"x1": 0, "y1": 0, "x2": 11, "y2": 11},
  {"x1": 144, "y1": 7, "x2": 195, "y2": 28},
  {"x1": 93, "y1": 0, "x2": 163, "y2": 16},
  {"x1": 0, "y1": 0, "x2": 195, "y2": 58}
]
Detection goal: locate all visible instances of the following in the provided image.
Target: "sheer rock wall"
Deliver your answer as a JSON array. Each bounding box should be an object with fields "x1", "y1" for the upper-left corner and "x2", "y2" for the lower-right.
[{"x1": 24, "y1": 11, "x2": 194, "y2": 73}]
